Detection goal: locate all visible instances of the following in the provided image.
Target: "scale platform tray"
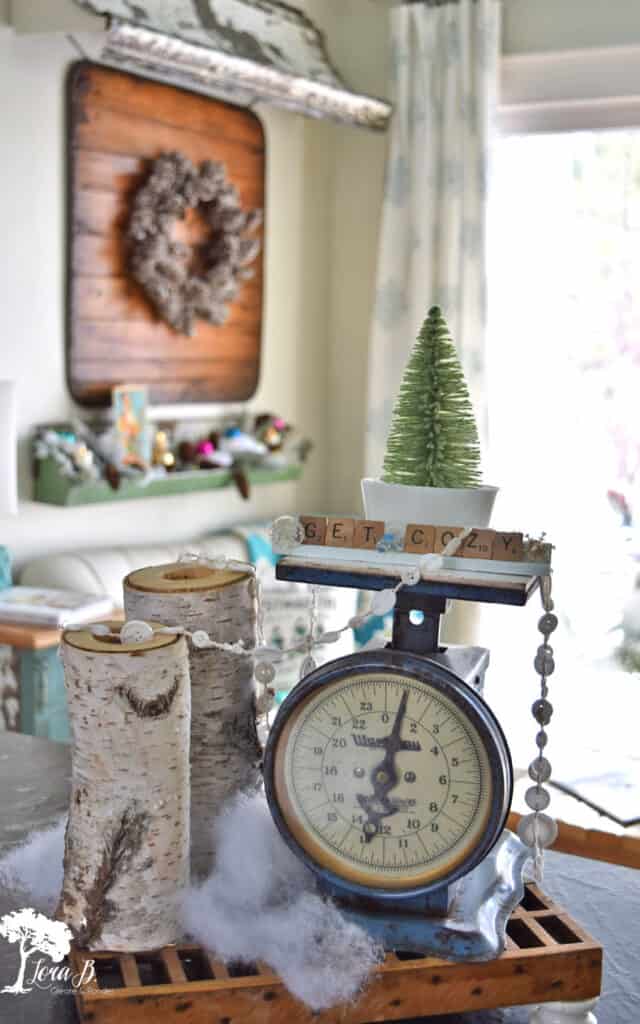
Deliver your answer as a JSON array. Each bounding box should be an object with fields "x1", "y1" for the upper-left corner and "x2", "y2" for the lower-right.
[
  {"x1": 69, "y1": 883, "x2": 602, "y2": 1024},
  {"x1": 276, "y1": 554, "x2": 540, "y2": 607}
]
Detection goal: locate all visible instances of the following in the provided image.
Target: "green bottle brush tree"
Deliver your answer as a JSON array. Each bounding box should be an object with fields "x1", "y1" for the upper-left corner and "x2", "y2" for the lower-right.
[
  {"x1": 361, "y1": 305, "x2": 496, "y2": 526},
  {"x1": 382, "y1": 306, "x2": 481, "y2": 489}
]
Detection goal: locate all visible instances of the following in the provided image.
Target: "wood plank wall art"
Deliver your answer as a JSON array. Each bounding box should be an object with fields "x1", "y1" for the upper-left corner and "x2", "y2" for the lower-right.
[{"x1": 67, "y1": 62, "x2": 265, "y2": 406}]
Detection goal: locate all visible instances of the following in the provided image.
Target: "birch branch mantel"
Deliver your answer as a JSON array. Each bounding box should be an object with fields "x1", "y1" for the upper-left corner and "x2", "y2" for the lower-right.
[
  {"x1": 123, "y1": 563, "x2": 262, "y2": 876},
  {"x1": 59, "y1": 623, "x2": 190, "y2": 951}
]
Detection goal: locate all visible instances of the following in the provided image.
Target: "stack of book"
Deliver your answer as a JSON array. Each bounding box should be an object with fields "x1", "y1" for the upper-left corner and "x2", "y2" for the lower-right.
[{"x1": 0, "y1": 586, "x2": 113, "y2": 629}]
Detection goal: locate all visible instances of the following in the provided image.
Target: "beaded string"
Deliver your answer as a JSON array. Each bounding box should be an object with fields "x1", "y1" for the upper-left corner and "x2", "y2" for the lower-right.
[
  {"x1": 70, "y1": 547, "x2": 423, "y2": 714},
  {"x1": 516, "y1": 573, "x2": 558, "y2": 881}
]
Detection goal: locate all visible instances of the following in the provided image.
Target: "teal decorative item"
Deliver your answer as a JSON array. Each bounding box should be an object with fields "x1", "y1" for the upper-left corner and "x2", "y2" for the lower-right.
[
  {"x1": 382, "y1": 306, "x2": 481, "y2": 489},
  {"x1": 0, "y1": 542, "x2": 70, "y2": 741},
  {"x1": 0, "y1": 546, "x2": 11, "y2": 590},
  {"x1": 18, "y1": 648, "x2": 70, "y2": 743}
]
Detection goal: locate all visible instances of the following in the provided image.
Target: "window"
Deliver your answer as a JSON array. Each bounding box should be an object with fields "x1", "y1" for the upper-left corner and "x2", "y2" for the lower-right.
[{"x1": 485, "y1": 127, "x2": 640, "y2": 811}]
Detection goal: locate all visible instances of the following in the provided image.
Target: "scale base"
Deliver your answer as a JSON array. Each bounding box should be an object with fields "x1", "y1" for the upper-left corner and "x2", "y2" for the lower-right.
[{"x1": 327, "y1": 830, "x2": 530, "y2": 961}]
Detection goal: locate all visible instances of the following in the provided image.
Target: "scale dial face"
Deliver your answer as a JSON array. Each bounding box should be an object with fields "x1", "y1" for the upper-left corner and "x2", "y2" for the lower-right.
[{"x1": 266, "y1": 654, "x2": 511, "y2": 894}]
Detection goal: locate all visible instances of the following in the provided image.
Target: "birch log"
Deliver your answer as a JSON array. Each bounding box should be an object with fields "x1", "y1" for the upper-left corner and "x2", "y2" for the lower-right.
[
  {"x1": 59, "y1": 623, "x2": 190, "y2": 951},
  {"x1": 123, "y1": 563, "x2": 261, "y2": 876}
]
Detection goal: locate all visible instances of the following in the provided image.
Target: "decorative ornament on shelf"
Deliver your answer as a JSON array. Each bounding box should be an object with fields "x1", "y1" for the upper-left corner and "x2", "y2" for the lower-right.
[
  {"x1": 362, "y1": 306, "x2": 497, "y2": 527},
  {"x1": 33, "y1": 410, "x2": 309, "y2": 504},
  {"x1": 126, "y1": 151, "x2": 262, "y2": 336},
  {"x1": 151, "y1": 429, "x2": 175, "y2": 470},
  {"x1": 33, "y1": 428, "x2": 101, "y2": 483},
  {"x1": 112, "y1": 384, "x2": 151, "y2": 470},
  {"x1": 254, "y1": 413, "x2": 291, "y2": 451},
  {"x1": 219, "y1": 427, "x2": 267, "y2": 458}
]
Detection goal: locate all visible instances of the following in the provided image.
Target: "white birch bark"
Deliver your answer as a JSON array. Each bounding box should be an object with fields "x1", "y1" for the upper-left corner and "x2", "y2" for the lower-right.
[
  {"x1": 58, "y1": 626, "x2": 190, "y2": 951},
  {"x1": 123, "y1": 564, "x2": 261, "y2": 877}
]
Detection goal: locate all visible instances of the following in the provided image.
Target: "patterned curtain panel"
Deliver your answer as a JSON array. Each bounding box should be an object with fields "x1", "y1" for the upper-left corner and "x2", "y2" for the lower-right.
[{"x1": 365, "y1": 0, "x2": 500, "y2": 476}]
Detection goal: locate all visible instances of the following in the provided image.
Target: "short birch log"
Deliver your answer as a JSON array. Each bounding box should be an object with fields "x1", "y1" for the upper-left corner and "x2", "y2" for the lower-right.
[
  {"x1": 59, "y1": 623, "x2": 190, "y2": 951},
  {"x1": 123, "y1": 563, "x2": 261, "y2": 876}
]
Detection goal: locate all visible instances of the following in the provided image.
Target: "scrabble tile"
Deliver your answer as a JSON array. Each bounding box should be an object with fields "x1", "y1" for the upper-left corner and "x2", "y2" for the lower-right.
[
  {"x1": 492, "y1": 532, "x2": 524, "y2": 561},
  {"x1": 459, "y1": 529, "x2": 494, "y2": 559},
  {"x1": 353, "y1": 520, "x2": 385, "y2": 549},
  {"x1": 326, "y1": 518, "x2": 355, "y2": 547},
  {"x1": 434, "y1": 526, "x2": 464, "y2": 553},
  {"x1": 404, "y1": 524, "x2": 436, "y2": 553},
  {"x1": 300, "y1": 516, "x2": 327, "y2": 545}
]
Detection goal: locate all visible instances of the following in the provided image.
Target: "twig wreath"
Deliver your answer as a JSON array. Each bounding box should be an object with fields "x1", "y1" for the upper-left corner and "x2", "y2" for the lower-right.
[{"x1": 126, "y1": 151, "x2": 263, "y2": 336}]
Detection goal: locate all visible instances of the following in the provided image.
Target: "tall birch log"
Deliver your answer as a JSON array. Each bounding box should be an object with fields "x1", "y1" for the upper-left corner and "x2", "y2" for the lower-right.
[
  {"x1": 123, "y1": 563, "x2": 261, "y2": 877},
  {"x1": 59, "y1": 623, "x2": 190, "y2": 951}
]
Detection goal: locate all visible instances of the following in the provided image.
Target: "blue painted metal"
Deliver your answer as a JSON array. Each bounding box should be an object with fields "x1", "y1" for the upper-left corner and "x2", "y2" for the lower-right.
[
  {"x1": 392, "y1": 590, "x2": 446, "y2": 653},
  {"x1": 19, "y1": 647, "x2": 70, "y2": 743},
  {"x1": 332, "y1": 832, "x2": 530, "y2": 959},
  {"x1": 275, "y1": 560, "x2": 538, "y2": 607},
  {"x1": 320, "y1": 876, "x2": 451, "y2": 919},
  {"x1": 0, "y1": 546, "x2": 11, "y2": 590}
]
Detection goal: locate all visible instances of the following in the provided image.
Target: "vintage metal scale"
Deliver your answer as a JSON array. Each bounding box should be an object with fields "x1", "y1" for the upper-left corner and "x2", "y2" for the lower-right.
[{"x1": 263, "y1": 555, "x2": 539, "y2": 961}]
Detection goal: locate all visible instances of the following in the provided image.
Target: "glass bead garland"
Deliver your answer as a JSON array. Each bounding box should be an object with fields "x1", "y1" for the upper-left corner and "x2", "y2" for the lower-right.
[
  {"x1": 528, "y1": 756, "x2": 551, "y2": 783},
  {"x1": 255, "y1": 661, "x2": 276, "y2": 685},
  {"x1": 371, "y1": 588, "x2": 398, "y2": 616},
  {"x1": 300, "y1": 655, "x2": 317, "y2": 677},
  {"x1": 292, "y1": 558, "x2": 424, "y2": 681},
  {"x1": 517, "y1": 812, "x2": 557, "y2": 850},
  {"x1": 168, "y1": 536, "x2": 452, "y2": 713},
  {"x1": 85, "y1": 544, "x2": 421, "y2": 718},
  {"x1": 270, "y1": 515, "x2": 304, "y2": 553},
  {"x1": 517, "y1": 574, "x2": 559, "y2": 880},
  {"x1": 400, "y1": 566, "x2": 421, "y2": 587},
  {"x1": 299, "y1": 588, "x2": 320, "y2": 680}
]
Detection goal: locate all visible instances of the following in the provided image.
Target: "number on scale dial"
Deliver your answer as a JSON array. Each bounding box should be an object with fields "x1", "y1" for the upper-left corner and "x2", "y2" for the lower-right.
[{"x1": 271, "y1": 672, "x2": 494, "y2": 890}]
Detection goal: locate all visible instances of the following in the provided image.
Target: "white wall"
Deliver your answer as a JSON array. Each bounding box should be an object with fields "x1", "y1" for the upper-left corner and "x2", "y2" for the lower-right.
[
  {"x1": 325, "y1": 2, "x2": 389, "y2": 516},
  {"x1": 503, "y1": 0, "x2": 640, "y2": 54},
  {"x1": 0, "y1": 6, "x2": 335, "y2": 567}
]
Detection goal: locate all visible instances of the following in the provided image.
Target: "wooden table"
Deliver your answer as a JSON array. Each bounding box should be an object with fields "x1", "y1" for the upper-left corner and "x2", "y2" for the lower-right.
[{"x1": 0, "y1": 733, "x2": 633, "y2": 1023}]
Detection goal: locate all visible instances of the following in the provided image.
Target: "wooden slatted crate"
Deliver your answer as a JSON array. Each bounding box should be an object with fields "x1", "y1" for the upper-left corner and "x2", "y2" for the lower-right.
[{"x1": 69, "y1": 885, "x2": 602, "y2": 1024}]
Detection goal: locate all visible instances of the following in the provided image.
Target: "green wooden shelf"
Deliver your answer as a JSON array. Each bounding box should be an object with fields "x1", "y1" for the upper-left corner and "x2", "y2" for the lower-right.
[{"x1": 34, "y1": 457, "x2": 303, "y2": 507}]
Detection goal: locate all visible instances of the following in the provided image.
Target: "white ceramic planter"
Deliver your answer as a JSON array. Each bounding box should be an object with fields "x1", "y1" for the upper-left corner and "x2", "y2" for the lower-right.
[{"x1": 361, "y1": 478, "x2": 498, "y2": 528}]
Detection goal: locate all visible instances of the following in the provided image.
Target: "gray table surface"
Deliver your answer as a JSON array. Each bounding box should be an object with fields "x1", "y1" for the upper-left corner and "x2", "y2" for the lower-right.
[{"x1": 0, "y1": 732, "x2": 635, "y2": 1024}]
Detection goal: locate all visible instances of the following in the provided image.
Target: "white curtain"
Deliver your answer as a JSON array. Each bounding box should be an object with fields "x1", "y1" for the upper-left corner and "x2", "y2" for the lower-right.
[{"x1": 365, "y1": 0, "x2": 500, "y2": 477}]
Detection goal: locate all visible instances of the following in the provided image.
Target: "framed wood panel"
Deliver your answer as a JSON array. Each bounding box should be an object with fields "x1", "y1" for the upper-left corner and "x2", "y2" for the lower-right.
[{"x1": 67, "y1": 62, "x2": 265, "y2": 406}]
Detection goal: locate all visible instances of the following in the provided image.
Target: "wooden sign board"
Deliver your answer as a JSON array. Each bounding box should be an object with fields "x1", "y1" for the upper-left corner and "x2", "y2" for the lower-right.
[
  {"x1": 272, "y1": 516, "x2": 552, "y2": 579},
  {"x1": 67, "y1": 62, "x2": 265, "y2": 406},
  {"x1": 299, "y1": 516, "x2": 531, "y2": 563}
]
